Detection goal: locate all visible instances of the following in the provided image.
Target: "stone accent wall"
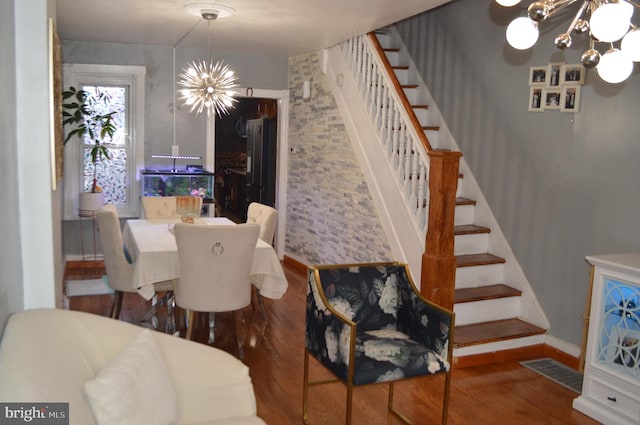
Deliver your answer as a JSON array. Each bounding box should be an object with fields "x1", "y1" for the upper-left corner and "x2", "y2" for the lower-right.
[{"x1": 286, "y1": 52, "x2": 393, "y2": 266}]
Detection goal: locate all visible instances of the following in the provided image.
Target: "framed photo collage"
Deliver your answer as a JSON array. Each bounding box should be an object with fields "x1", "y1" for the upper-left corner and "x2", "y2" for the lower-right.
[{"x1": 528, "y1": 62, "x2": 584, "y2": 113}]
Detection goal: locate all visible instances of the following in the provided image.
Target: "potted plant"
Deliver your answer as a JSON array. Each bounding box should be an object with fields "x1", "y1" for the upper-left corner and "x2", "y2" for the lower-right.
[{"x1": 62, "y1": 86, "x2": 118, "y2": 214}]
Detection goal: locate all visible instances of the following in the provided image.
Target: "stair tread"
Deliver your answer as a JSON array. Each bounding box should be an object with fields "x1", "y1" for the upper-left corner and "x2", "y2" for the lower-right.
[
  {"x1": 456, "y1": 197, "x2": 476, "y2": 206},
  {"x1": 383, "y1": 48, "x2": 400, "y2": 52},
  {"x1": 454, "y1": 318, "x2": 546, "y2": 348},
  {"x1": 455, "y1": 284, "x2": 522, "y2": 303},
  {"x1": 454, "y1": 224, "x2": 490, "y2": 235},
  {"x1": 392, "y1": 65, "x2": 409, "y2": 70},
  {"x1": 423, "y1": 125, "x2": 440, "y2": 131},
  {"x1": 401, "y1": 84, "x2": 418, "y2": 89},
  {"x1": 412, "y1": 104, "x2": 429, "y2": 109},
  {"x1": 456, "y1": 253, "x2": 505, "y2": 267}
]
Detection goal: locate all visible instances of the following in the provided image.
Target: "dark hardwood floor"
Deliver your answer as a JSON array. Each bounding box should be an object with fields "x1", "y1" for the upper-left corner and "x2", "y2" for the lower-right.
[{"x1": 65, "y1": 261, "x2": 599, "y2": 425}]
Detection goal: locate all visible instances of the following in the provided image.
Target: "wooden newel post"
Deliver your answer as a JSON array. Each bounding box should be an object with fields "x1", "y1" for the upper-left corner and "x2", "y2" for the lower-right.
[{"x1": 421, "y1": 150, "x2": 462, "y2": 310}]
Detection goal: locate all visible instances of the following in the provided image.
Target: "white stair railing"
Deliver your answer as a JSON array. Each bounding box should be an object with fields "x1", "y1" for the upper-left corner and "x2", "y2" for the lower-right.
[{"x1": 340, "y1": 35, "x2": 430, "y2": 235}]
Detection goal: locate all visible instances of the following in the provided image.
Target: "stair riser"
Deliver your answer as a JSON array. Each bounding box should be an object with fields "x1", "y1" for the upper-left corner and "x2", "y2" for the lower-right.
[
  {"x1": 454, "y1": 204, "x2": 475, "y2": 226},
  {"x1": 403, "y1": 87, "x2": 418, "y2": 105},
  {"x1": 454, "y1": 297, "x2": 521, "y2": 326},
  {"x1": 453, "y1": 334, "x2": 545, "y2": 357},
  {"x1": 376, "y1": 33, "x2": 392, "y2": 49},
  {"x1": 456, "y1": 263, "x2": 504, "y2": 288},
  {"x1": 393, "y1": 69, "x2": 409, "y2": 85},
  {"x1": 454, "y1": 233, "x2": 489, "y2": 255},
  {"x1": 384, "y1": 51, "x2": 400, "y2": 67}
]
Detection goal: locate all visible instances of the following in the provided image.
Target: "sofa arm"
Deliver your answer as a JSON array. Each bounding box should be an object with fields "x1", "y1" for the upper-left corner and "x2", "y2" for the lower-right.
[{"x1": 147, "y1": 329, "x2": 260, "y2": 425}]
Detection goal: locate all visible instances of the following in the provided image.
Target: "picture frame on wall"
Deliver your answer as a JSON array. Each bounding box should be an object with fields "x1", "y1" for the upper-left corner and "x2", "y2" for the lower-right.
[
  {"x1": 561, "y1": 64, "x2": 585, "y2": 85},
  {"x1": 542, "y1": 89, "x2": 562, "y2": 110},
  {"x1": 528, "y1": 87, "x2": 544, "y2": 112},
  {"x1": 529, "y1": 66, "x2": 547, "y2": 85},
  {"x1": 561, "y1": 85, "x2": 581, "y2": 112},
  {"x1": 547, "y1": 62, "x2": 563, "y2": 87}
]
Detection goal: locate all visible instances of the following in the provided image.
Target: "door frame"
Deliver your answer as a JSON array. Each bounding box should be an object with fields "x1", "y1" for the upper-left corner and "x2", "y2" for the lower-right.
[{"x1": 206, "y1": 87, "x2": 289, "y2": 259}]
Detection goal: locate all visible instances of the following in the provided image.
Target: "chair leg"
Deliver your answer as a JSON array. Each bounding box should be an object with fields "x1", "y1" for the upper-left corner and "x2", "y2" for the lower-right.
[
  {"x1": 138, "y1": 291, "x2": 174, "y2": 331},
  {"x1": 302, "y1": 350, "x2": 310, "y2": 424},
  {"x1": 233, "y1": 310, "x2": 244, "y2": 359},
  {"x1": 441, "y1": 371, "x2": 452, "y2": 425},
  {"x1": 388, "y1": 382, "x2": 411, "y2": 424},
  {"x1": 253, "y1": 287, "x2": 268, "y2": 322},
  {"x1": 150, "y1": 293, "x2": 160, "y2": 329},
  {"x1": 165, "y1": 293, "x2": 177, "y2": 336},
  {"x1": 110, "y1": 291, "x2": 124, "y2": 319},
  {"x1": 185, "y1": 310, "x2": 195, "y2": 340},
  {"x1": 208, "y1": 312, "x2": 216, "y2": 344},
  {"x1": 346, "y1": 378, "x2": 353, "y2": 425}
]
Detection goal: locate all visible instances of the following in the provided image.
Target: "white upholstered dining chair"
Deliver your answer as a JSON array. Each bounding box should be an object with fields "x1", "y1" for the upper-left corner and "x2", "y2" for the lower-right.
[
  {"x1": 141, "y1": 196, "x2": 179, "y2": 219},
  {"x1": 246, "y1": 202, "x2": 278, "y2": 320},
  {"x1": 246, "y1": 202, "x2": 278, "y2": 244},
  {"x1": 173, "y1": 223, "x2": 260, "y2": 358},
  {"x1": 96, "y1": 204, "x2": 177, "y2": 332}
]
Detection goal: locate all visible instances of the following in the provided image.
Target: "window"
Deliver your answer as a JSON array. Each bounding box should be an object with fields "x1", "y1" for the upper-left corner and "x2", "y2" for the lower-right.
[{"x1": 63, "y1": 64, "x2": 145, "y2": 219}]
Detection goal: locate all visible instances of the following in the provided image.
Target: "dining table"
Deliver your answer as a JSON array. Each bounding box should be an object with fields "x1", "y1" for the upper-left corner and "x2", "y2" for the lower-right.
[{"x1": 122, "y1": 217, "x2": 288, "y2": 301}]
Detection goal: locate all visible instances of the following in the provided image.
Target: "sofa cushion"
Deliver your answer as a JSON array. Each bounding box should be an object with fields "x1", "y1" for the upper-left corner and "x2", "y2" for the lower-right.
[{"x1": 84, "y1": 329, "x2": 177, "y2": 425}]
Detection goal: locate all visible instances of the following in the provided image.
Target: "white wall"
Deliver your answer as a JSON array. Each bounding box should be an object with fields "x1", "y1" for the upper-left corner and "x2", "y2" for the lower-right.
[{"x1": 1, "y1": 0, "x2": 60, "y2": 333}]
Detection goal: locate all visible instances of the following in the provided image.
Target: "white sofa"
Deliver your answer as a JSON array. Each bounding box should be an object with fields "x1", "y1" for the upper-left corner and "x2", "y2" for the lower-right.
[{"x1": 0, "y1": 308, "x2": 267, "y2": 425}]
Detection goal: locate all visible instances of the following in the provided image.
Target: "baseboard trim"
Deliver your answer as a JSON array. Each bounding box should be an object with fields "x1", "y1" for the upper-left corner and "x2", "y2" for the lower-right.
[
  {"x1": 453, "y1": 344, "x2": 580, "y2": 370},
  {"x1": 283, "y1": 255, "x2": 308, "y2": 275}
]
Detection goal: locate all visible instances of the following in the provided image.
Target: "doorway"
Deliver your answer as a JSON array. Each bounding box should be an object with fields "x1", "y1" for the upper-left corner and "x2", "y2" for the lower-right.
[{"x1": 214, "y1": 97, "x2": 278, "y2": 222}]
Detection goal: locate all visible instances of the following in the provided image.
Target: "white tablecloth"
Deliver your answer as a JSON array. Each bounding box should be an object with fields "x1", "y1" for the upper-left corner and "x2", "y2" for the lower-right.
[{"x1": 122, "y1": 218, "x2": 288, "y2": 301}]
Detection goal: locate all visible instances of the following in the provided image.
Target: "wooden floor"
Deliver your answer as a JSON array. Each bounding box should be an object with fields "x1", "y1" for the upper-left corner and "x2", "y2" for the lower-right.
[{"x1": 65, "y1": 261, "x2": 600, "y2": 425}]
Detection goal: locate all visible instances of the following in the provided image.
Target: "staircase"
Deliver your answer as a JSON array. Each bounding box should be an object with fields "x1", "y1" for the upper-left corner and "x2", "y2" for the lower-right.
[{"x1": 323, "y1": 29, "x2": 550, "y2": 366}]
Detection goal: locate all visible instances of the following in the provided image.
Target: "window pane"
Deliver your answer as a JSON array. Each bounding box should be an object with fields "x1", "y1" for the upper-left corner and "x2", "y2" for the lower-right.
[
  {"x1": 81, "y1": 85, "x2": 127, "y2": 146},
  {"x1": 81, "y1": 85, "x2": 129, "y2": 206},
  {"x1": 84, "y1": 148, "x2": 128, "y2": 205}
]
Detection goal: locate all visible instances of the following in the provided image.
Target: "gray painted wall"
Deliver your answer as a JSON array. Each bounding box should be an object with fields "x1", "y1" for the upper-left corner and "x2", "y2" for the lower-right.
[
  {"x1": 62, "y1": 40, "x2": 289, "y2": 257},
  {"x1": 395, "y1": 0, "x2": 640, "y2": 345},
  {"x1": 0, "y1": 0, "x2": 21, "y2": 332},
  {"x1": 285, "y1": 52, "x2": 394, "y2": 265}
]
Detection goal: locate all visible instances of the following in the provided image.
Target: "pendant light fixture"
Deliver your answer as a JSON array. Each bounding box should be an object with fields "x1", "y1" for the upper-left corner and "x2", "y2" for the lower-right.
[
  {"x1": 177, "y1": 3, "x2": 238, "y2": 116},
  {"x1": 495, "y1": 0, "x2": 639, "y2": 84}
]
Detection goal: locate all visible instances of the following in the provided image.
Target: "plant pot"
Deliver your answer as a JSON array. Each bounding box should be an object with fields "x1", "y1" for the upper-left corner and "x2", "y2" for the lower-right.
[{"x1": 79, "y1": 191, "x2": 104, "y2": 217}]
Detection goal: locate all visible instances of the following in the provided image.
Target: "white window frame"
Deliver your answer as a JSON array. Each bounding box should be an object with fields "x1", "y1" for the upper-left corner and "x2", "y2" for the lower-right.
[{"x1": 62, "y1": 64, "x2": 145, "y2": 219}]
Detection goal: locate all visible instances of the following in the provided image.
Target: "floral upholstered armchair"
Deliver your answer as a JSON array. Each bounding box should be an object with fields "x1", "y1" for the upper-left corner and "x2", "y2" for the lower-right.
[{"x1": 303, "y1": 262, "x2": 454, "y2": 425}]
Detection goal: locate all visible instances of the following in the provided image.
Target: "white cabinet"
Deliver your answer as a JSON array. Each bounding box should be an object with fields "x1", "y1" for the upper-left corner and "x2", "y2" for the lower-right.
[{"x1": 573, "y1": 253, "x2": 640, "y2": 425}]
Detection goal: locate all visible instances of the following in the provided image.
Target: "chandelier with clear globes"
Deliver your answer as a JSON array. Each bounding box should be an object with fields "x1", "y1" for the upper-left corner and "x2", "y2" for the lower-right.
[
  {"x1": 177, "y1": 4, "x2": 238, "y2": 117},
  {"x1": 495, "y1": 0, "x2": 640, "y2": 84}
]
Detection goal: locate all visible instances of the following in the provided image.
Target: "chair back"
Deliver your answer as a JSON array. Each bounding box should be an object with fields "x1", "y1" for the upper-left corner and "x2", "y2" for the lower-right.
[
  {"x1": 246, "y1": 202, "x2": 278, "y2": 244},
  {"x1": 176, "y1": 196, "x2": 203, "y2": 218},
  {"x1": 141, "y1": 196, "x2": 178, "y2": 219},
  {"x1": 174, "y1": 223, "x2": 260, "y2": 312},
  {"x1": 96, "y1": 204, "x2": 135, "y2": 292},
  {"x1": 313, "y1": 263, "x2": 404, "y2": 332}
]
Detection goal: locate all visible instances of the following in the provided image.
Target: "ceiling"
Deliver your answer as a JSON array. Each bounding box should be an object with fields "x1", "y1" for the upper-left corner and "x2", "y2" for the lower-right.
[{"x1": 55, "y1": 0, "x2": 452, "y2": 56}]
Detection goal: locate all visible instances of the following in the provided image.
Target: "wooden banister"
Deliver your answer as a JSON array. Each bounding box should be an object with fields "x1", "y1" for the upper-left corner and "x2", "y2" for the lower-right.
[{"x1": 368, "y1": 32, "x2": 433, "y2": 153}]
